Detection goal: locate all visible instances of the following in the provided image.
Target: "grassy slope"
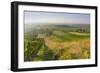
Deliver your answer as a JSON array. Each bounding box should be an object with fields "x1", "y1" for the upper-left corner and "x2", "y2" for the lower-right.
[{"x1": 24, "y1": 25, "x2": 90, "y2": 61}]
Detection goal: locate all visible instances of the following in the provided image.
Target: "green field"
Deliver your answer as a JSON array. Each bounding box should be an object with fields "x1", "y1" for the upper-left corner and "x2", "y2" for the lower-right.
[{"x1": 24, "y1": 24, "x2": 90, "y2": 62}]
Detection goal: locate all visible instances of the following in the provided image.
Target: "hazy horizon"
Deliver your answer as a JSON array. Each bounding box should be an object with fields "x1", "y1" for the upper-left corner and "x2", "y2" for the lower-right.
[{"x1": 24, "y1": 11, "x2": 90, "y2": 25}]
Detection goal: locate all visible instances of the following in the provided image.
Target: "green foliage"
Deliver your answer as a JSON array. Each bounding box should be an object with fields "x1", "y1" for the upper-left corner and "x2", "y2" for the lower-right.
[{"x1": 24, "y1": 37, "x2": 55, "y2": 61}]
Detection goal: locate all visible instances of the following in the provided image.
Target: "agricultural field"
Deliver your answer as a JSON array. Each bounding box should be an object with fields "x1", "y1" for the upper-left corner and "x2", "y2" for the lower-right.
[{"x1": 24, "y1": 24, "x2": 90, "y2": 62}]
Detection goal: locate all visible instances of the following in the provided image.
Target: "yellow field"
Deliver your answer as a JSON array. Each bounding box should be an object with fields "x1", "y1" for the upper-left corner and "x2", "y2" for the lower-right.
[
  {"x1": 69, "y1": 32, "x2": 90, "y2": 36},
  {"x1": 44, "y1": 37, "x2": 90, "y2": 60}
]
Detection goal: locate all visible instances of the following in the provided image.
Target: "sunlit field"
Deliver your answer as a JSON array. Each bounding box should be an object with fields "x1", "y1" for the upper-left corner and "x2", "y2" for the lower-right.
[
  {"x1": 24, "y1": 11, "x2": 90, "y2": 62},
  {"x1": 24, "y1": 24, "x2": 90, "y2": 61}
]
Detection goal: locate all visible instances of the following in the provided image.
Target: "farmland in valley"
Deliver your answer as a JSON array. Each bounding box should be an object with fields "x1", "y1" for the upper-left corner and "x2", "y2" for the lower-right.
[{"x1": 24, "y1": 24, "x2": 90, "y2": 62}]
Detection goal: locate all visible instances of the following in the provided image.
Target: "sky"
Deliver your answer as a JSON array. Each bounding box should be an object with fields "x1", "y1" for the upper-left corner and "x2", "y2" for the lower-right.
[{"x1": 24, "y1": 11, "x2": 90, "y2": 25}]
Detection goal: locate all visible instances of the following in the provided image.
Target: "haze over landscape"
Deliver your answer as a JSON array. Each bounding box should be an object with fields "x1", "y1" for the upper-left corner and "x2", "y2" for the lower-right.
[{"x1": 24, "y1": 11, "x2": 90, "y2": 25}]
